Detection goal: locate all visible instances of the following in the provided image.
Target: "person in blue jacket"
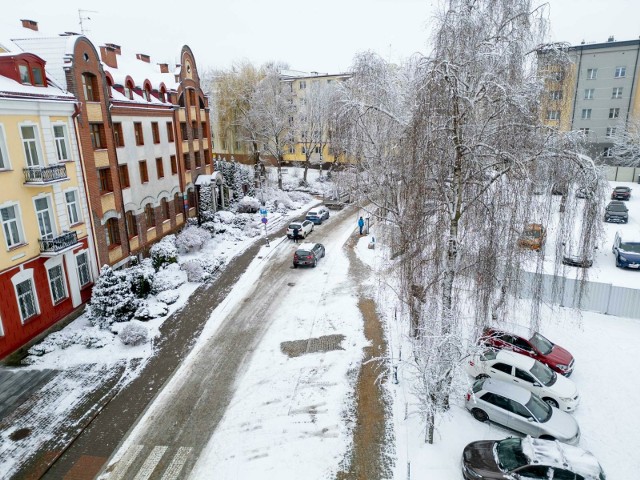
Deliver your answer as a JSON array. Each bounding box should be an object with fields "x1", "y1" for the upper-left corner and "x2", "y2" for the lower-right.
[{"x1": 358, "y1": 216, "x2": 365, "y2": 235}]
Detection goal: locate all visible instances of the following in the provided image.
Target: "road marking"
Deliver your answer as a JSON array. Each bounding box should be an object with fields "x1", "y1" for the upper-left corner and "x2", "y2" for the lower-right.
[
  {"x1": 107, "y1": 444, "x2": 144, "y2": 480},
  {"x1": 133, "y1": 445, "x2": 168, "y2": 480},
  {"x1": 161, "y1": 446, "x2": 193, "y2": 480}
]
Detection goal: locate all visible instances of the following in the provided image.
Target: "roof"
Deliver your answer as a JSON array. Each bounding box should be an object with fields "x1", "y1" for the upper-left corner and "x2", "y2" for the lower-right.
[
  {"x1": 522, "y1": 437, "x2": 603, "y2": 479},
  {"x1": 495, "y1": 350, "x2": 536, "y2": 370},
  {"x1": 482, "y1": 378, "x2": 531, "y2": 404},
  {"x1": 297, "y1": 242, "x2": 318, "y2": 251},
  {"x1": 0, "y1": 71, "x2": 74, "y2": 100}
]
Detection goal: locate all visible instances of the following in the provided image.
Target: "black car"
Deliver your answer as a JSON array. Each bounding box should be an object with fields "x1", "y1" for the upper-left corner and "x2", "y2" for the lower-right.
[
  {"x1": 611, "y1": 186, "x2": 631, "y2": 200},
  {"x1": 604, "y1": 200, "x2": 628, "y2": 223},
  {"x1": 293, "y1": 242, "x2": 325, "y2": 268}
]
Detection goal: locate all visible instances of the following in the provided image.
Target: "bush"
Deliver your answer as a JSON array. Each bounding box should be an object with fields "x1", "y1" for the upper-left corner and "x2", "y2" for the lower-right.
[
  {"x1": 176, "y1": 226, "x2": 211, "y2": 253},
  {"x1": 150, "y1": 235, "x2": 178, "y2": 271},
  {"x1": 152, "y1": 263, "x2": 187, "y2": 293},
  {"x1": 86, "y1": 266, "x2": 139, "y2": 329},
  {"x1": 181, "y1": 259, "x2": 209, "y2": 282},
  {"x1": 127, "y1": 258, "x2": 155, "y2": 298},
  {"x1": 157, "y1": 290, "x2": 180, "y2": 305},
  {"x1": 215, "y1": 210, "x2": 236, "y2": 225},
  {"x1": 237, "y1": 196, "x2": 261, "y2": 213},
  {"x1": 134, "y1": 299, "x2": 169, "y2": 321},
  {"x1": 119, "y1": 323, "x2": 149, "y2": 346}
]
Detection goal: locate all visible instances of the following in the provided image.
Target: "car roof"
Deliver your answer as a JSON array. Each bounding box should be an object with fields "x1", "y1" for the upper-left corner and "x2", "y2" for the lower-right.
[
  {"x1": 494, "y1": 350, "x2": 536, "y2": 369},
  {"x1": 481, "y1": 378, "x2": 532, "y2": 404},
  {"x1": 484, "y1": 326, "x2": 529, "y2": 341},
  {"x1": 522, "y1": 437, "x2": 603, "y2": 478},
  {"x1": 297, "y1": 242, "x2": 318, "y2": 250},
  {"x1": 614, "y1": 186, "x2": 630, "y2": 190}
]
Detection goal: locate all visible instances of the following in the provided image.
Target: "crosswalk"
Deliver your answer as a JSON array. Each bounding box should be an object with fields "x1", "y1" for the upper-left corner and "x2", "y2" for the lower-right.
[{"x1": 105, "y1": 444, "x2": 193, "y2": 480}]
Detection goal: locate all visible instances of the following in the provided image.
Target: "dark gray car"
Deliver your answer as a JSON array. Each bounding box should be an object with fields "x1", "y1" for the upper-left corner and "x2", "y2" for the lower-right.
[{"x1": 604, "y1": 200, "x2": 628, "y2": 223}]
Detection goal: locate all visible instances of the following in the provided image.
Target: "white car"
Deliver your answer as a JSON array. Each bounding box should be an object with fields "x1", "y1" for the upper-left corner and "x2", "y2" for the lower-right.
[
  {"x1": 286, "y1": 220, "x2": 314, "y2": 239},
  {"x1": 464, "y1": 349, "x2": 580, "y2": 412}
]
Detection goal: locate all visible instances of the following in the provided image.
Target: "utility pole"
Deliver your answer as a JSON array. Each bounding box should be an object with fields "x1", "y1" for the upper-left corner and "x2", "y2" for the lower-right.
[{"x1": 78, "y1": 9, "x2": 98, "y2": 35}]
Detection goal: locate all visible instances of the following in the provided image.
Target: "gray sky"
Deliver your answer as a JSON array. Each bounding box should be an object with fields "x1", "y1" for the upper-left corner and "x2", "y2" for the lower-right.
[{"x1": 2, "y1": 0, "x2": 639, "y2": 75}]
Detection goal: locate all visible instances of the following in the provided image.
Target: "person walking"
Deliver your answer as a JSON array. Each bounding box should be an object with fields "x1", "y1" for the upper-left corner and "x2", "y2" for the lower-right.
[
  {"x1": 358, "y1": 216, "x2": 365, "y2": 235},
  {"x1": 292, "y1": 226, "x2": 300, "y2": 243}
]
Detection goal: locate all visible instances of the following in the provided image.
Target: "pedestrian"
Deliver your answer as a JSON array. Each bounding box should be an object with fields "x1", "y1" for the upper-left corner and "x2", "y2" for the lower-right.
[
  {"x1": 292, "y1": 226, "x2": 299, "y2": 243},
  {"x1": 358, "y1": 216, "x2": 365, "y2": 235}
]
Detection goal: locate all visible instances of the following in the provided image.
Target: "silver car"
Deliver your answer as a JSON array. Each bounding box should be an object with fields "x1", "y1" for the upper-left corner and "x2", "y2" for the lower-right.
[{"x1": 465, "y1": 377, "x2": 580, "y2": 445}]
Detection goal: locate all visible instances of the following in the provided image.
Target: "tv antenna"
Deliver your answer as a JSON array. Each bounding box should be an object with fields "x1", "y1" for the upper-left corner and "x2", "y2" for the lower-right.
[{"x1": 78, "y1": 9, "x2": 98, "y2": 35}]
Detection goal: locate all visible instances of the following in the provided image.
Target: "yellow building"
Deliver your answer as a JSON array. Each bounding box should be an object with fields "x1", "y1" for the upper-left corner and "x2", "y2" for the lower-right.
[{"x1": 0, "y1": 51, "x2": 97, "y2": 359}]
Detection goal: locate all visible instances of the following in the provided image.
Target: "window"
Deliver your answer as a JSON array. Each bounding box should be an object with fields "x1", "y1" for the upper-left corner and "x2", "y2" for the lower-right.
[
  {"x1": 156, "y1": 158, "x2": 164, "y2": 178},
  {"x1": 1, "y1": 204, "x2": 25, "y2": 248},
  {"x1": 187, "y1": 189, "x2": 196, "y2": 209},
  {"x1": 16, "y1": 279, "x2": 38, "y2": 321},
  {"x1": 105, "y1": 217, "x2": 120, "y2": 247},
  {"x1": 159, "y1": 89, "x2": 166, "y2": 103},
  {"x1": 174, "y1": 192, "x2": 182, "y2": 215},
  {"x1": 581, "y1": 109, "x2": 592, "y2": 120},
  {"x1": 615, "y1": 66, "x2": 626, "y2": 78},
  {"x1": 139, "y1": 160, "x2": 149, "y2": 183},
  {"x1": 515, "y1": 368, "x2": 535, "y2": 383},
  {"x1": 113, "y1": 122, "x2": 124, "y2": 147},
  {"x1": 289, "y1": 145, "x2": 295, "y2": 154},
  {"x1": 584, "y1": 88, "x2": 594, "y2": 100},
  {"x1": 32, "y1": 67, "x2": 44, "y2": 86},
  {"x1": 124, "y1": 81, "x2": 134, "y2": 100},
  {"x1": 301, "y1": 146, "x2": 307, "y2": 154},
  {"x1": 299, "y1": 80, "x2": 306, "y2": 89},
  {"x1": 34, "y1": 197, "x2": 54, "y2": 240},
  {"x1": 48, "y1": 264, "x2": 67, "y2": 304},
  {"x1": 82, "y1": 73, "x2": 99, "y2": 101},
  {"x1": 606, "y1": 127, "x2": 617, "y2": 137},
  {"x1": 180, "y1": 122, "x2": 188, "y2": 139},
  {"x1": 314, "y1": 146, "x2": 320, "y2": 154},
  {"x1": 192, "y1": 121, "x2": 199, "y2": 139},
  {"x1": 99, "y1": 168, "x2": 113, "y2": 193},
  {"x1": 21, "y1": 125, "x2": 41, "y2": 166},
  {"x1": 89, "y1": 123, "x2": 106, "y2": 149},
  {"x1": 76, "y1": 252, "x2": 91, "y2": 286},
  {"x1": 144, "y1": 203, "x2": 155, "y2": 228},
  {"x1": 492, "y1": 363, "x2": 513, "y2": 375},
  {"x1": 170, "y1": 155, "x2": 177, "y2": 175},
  {"x1": 53, "y1": 125, "x2": 70, "y2": 161},
  {"x1": 0, "y1": 124, "x2": 10, "y2": 169},
  {"x1": 134, "y1": 122, "x2": 144, "y2": 145},
  {"x1": 579, "y1": 127, "x2": 590, "y2": 135},
  {"x1": 201, "y1": 122, "x2": 207, "y2": 138},
  {"x1": 65, "y1": 190, "x2": 81, "y2": 225},
  {"x1": 552, "y1": 71, "x2": 564, "y2": 82},
  {"x1": 161, "y1": 198, "x2": 170, "y2": 220},
  {"x1": 603, "y1": 147, "x2": 613, "y2": 157},
  {"x1": 118, "y1": 164, "x2": 130, "y2": 188},
  {"x1": 184, "y1": 153, "x2": 191, "y2": 171},
  {"x1": 609, "y1": 108, "x2": 620, "y2": 119},
  {"x1": 144, "y1": 88, "x2": 151, "y2": 102},
  {"x1": 194, "y1": 151, "x2": 201, "y2": 168},
  {"x1": 204, "y1": 149, "x2": 210, "y2": 165},
  {"x1": 507, "y1": 399, "x2": 534, "y2": 418},
  {"x1": 166, "y1": 122, "x2": 174, "y2": 142},
  {"x1": 587, "y1": 68, "x2": 597, "y2": 80},
  {"x1": 612, "y1": 87, "x2": 623, "y2": 99},
  {"x1": 125, "y1": 210, "x2": 138, "y2": 238},
  {"x1": 19, "y1": 65, "x2": 30, "y2": 84},
  {"x1": 152, "y1": 122, "x2": 160, "y2": 144}
]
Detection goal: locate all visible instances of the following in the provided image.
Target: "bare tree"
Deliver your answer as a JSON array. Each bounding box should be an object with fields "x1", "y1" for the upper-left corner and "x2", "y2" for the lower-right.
[{"x1": 610, "y1": 117, "x2": 640, "y2": 166}]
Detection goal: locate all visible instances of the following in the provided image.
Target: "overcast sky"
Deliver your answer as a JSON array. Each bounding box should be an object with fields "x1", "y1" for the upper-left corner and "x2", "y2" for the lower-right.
[{"x1": 2, "y1": 0, "x2": 639, "y2": 75}]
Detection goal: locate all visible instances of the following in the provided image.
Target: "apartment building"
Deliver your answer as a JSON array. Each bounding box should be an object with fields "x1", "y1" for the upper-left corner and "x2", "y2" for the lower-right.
[
  {"x1": 539, "y1": 37, "x2": 640, "y2": 160},
  {"x1": 0, "y1": 50, "x2": 97, "y2": 359}
]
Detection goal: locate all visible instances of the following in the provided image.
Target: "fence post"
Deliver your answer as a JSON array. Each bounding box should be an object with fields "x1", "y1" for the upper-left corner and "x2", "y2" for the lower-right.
[{"x1": 605, "y1": 282, "x2": 613, "y2": 315}]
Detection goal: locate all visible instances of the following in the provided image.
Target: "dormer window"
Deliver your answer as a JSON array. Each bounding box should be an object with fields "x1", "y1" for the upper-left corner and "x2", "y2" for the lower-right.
[
  {"x1": 159, "y1": 89, "x2": 166, "y2": 102},
  {"x1": 19, "y1": 65, "x2": 30, "y2": 84},
  {"x1": 145, "y1": 88, "x2": 151, "y2": 102},
  {"x1": 1, "y1": 54, "x2": 48, "y2": 87},
  {"x1": 32, "y1": 67, "x2": 44, "y2": 86}
]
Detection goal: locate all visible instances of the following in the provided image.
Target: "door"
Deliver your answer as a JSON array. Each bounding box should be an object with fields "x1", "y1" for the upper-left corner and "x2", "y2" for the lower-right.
[
  {"x1": 480, "y1": 393, "x2": 511, "y2": 428},
  {"x1": 506, "y1": 398, "x2": 538, "y2": 436},
  {"x1": 488, "y1": 362, "x2": 513, "y2": 382},
  {"x1": 513, "y1": 368, "x2": 542, "y2": 395},
  {"x1": 34, "y1": 197, "x2": 55, "y2": 240}
]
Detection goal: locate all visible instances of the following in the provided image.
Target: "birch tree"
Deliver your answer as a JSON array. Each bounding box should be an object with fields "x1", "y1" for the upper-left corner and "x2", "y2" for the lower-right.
[{"x1": 610, "y1": 117, "x2": 640, "y2": 166}]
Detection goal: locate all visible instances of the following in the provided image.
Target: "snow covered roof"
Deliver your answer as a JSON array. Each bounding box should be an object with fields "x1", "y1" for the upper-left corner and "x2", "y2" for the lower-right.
[
  {"x1": 0, "y1": 74, "x2": 74, "y2": 99},
  {"x1": 522, "y1": 437, "x2": 604, "y2": 479},
  {"x1": 482, "y1": 377, "x2": 531, "y2": 404},
  {"x1": 103, "y1": 48, "x2": 177, "y2": 91}
]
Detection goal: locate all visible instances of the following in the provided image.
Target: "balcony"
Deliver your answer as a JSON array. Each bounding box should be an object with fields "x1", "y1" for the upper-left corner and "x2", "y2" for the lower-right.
[
  {"x1": 23, "y1": 164, "x2": 69, "y2": 185},
  {"x1": 39, "y1": 231, "x2": 79, "y2": 255}
]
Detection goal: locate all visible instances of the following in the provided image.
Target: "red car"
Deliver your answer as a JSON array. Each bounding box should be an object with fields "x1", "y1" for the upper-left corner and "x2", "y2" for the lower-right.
[
  {"x1": 611, "y1": 186, "x2": 631, "y2": 200},
  {"x1": 480, "y1": 328, "x2": 575, "y2": 376}
]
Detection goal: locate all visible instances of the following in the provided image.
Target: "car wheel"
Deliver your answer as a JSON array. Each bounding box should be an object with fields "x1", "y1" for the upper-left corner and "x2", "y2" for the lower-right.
[
  {"x1": 322, "y1": 250, "x2": 325, "y2": 258},
  {"x1": 293, "y1": 263, "x2": 298, "y2": 269},
  {"x1": 313, "y1": 259, "x2": 317, "y2": 268},
  {"x1": 543, "y1": 398, "x2": 559, "y2": 408},
  {"x1": 616, "y1": 255, "x2": 622, "y2": 268},
  {"x1": 471, "y1": 408, "x2": 488, "y2": 423},
  {"x1": 475, "y1": 374, "x2": 489, "y2": 380}
]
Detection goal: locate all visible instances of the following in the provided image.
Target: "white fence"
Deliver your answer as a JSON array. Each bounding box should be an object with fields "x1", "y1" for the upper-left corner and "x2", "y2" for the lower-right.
[
  {"x1": 605, "y1": 166, "x2": 640, "y2": 183},
  {"x1": 519, "y1": 270, "x2": 640, "y2": 319}
]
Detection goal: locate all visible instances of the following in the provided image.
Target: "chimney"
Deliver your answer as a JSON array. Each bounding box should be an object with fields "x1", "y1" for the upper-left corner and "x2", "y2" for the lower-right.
[
  {"x1": 100, "y1": 45, "x2": 118, "y2": 68},
  {"x1": 136, "y1": 53, "x2": 150, "y2": 63},
  {"x1": 608, "y1": 35, "x2": 615, "y2": 42},
  {"x1": 158, "y1": 63, "x2": 169, "y2": 74},
  {"x1": 105, "y1": 43, "x2": 121, "y2": 55},
  {"x1": 21, "y1": 19, "x2": 38, "y2": 31}
]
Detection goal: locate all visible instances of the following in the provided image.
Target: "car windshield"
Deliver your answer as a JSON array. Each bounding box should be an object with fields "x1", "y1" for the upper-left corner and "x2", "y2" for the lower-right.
[
  {"x1": 614, "y1": 187, "x2": 629, "y2": 192},
  {"x1": 480, "y1": 349, "x2": 497, "y2": 361},
  {"x1": 525, "y1": 394, "x2": 552, "y2": 422},
  {"x1": 495, "y1": 438, "x2": 528, "y2": 471},
  {"x1": 530, "y1": 360, "x2": 556, "y2": 386},
  {"x1": 529, "y1": 333, "x2": 553, "y2": 355},
  {"x1": 523, "y1": 229, "x2": 541, "y2": 238},
  {"x1": 619, "y1": 242, "x2": 640, "y2": 254},
  {"x1": 607, "y1": 204, "x2": 627, "y2": 212},
  {"x1": 289, "y1": 224, "x2": 301, "y2": 229}
]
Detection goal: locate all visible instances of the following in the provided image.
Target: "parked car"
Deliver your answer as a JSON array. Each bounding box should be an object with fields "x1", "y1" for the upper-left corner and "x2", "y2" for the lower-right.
[
  {"x1": 480, "y1": 327, "x2": 575, "y2": 376},
  {"x1": 293, "y1": 242, "x2": 325, "y2": 268},
  {"x1": 465, "y1": 378, "x2": 580, "y2": 445},
  {"x1": 464, "y1": 349, "x2": 579, "y2": 411},
  {"x1": 305, "y1": 205, "x2": 330, "y2": 225},
  {"x1": 518, "y1": 223, "x2": 546, "y2": 251},
  {"x1": 604, "y1": 200, "x2": 628, "y2": 223},
  {"x1": 611, "y1": 185, "x2": 631, "y2": 200},
  {"x1": 575, "y1": 186, "x2": 595, "y2": 199},
  {"x1": 612, "y1": 231, "x2": 640, "y2": 269},
  {"x1": 562, "y1": 246, "x2": 594, "y2": 268},
  {"x1": 287, "y1": 220, "x2": 314, "y2": 239},
  {"x1": 462, "y1": 436, "x2": 606, "y2": 480}
]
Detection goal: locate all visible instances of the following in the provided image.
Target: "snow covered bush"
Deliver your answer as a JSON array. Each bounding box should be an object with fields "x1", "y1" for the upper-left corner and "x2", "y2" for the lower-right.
[
  {"x1": 236, "y1": 196, "x2": 261, "y2": 213},
  {"x1": 152, "y1": 263, "x2": 187, "y2": 293},
  {"x1": 181, "y1": 259, "x2": 209, "y2": 282},
  {"x1": 86, "y1": 266, "x2": 139, "y2": 329},
  {"x1": 127, "y1": 258, "x2": 155, "y2": 298},
  {"x1": 27, "y1": 329, "x2": 107, "y2": 356},
  {"x1": 157, "y1": 290, "x2": 180, "y2": 305},
  {"x1": 119, "y1": 322, "x2": 149, "y2": 346},
  {"x1": 134, "y1": 299, "x2": 169, "y2": 320},
  {"x1": 175, "y1": 225, "x2": 211, "y2": 253},
  {"x1": 232, "y1": 213, "x2": 254, "y2": 229},
  {"x1": 287, "y1": 190, "x2": 312, "y2": 204},
  {"x1": 150, "y1": 235, "x2": 178, "y2": 271},
  {"x1": 215, "y1": 210, "x2": 236, "y2": 224}
]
